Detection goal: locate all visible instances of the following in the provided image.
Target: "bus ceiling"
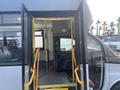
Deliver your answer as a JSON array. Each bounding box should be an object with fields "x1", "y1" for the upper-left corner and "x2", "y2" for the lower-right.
[{"x1": 33, "y1": 17, "x2": 74, "y2": 37}]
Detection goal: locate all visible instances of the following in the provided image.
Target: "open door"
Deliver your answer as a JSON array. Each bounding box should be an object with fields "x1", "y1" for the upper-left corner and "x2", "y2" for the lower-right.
[
  {"x1": 75, "y1": 0, "x2": 92, "y2": 90},
  {"x1": 22, "y1": 4, "x2": 32, "y2": 90}
]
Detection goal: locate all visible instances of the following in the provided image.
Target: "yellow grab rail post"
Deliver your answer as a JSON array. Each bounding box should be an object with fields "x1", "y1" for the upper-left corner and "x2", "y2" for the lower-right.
[
  {"x1": 75, "y1": 66, "x2": 83, "y2": 85},
  {"x1": 36, "y1": 49, "x2": 40, "y2": 90},
  {"x1": 34, "y1": 17, "x2": 73, "y2": 21},
  {"x1": 70, "y1": 19, "x2": 75, "y2": 82},
  {"x1": 24, "y1": 49, "x2": 39, "y2": 89},
  {"x1": 32, "y1": 18, "x2": 37, "y2": 90},
  {"x1": 24, "y1": 69, "x2": 35, "y2": 89},
  {"x1": 32, "y1": 18, "x2": 36, "y2": 54},
  {"x1": 44, "y1": 21, "x2": 49, "y2": 72}
]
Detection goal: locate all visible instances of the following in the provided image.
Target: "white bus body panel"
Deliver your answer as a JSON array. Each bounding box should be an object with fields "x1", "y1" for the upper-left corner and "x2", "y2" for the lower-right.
[
  {"x1": 0, "y1": 66, "x2": 22, "y2": 90},
  {"x1": 25, "y1": 66, "x2": 29, "y2": 90},
  {"x1": 0, "y1": 66, "x2": 29, "y2": 90}
]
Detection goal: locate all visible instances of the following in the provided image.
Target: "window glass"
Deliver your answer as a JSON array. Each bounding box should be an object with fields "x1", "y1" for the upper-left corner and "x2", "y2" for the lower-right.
[
  {"x1": 87, "y1": 35, "x2": 104, "y2": 90},
  {"x1": 87, "y1": 36, "x2": 101, "y2": 51},
  {"x1": 102, "y1": 35, "x2": 120, "y2": 42},
  {"x1": 60, "y1": 38, "x2": 75, "y2": 51},
  {"x1": 0, "y1": 37, "x2": 3, "y2": 46},
  {"x1": 3, "y1": 14, "x2": 21, "y2": 24},
  {"x1": 0, "y1": 26, "x2": 22, "y2": 62}
]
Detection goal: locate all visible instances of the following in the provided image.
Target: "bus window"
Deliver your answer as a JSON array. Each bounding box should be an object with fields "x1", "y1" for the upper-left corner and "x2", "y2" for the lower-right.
[
  {"x1": 0, "y1": 26, "x2": 22, "y2": 62},
  {"x1": 60, "y1": 38, "x2": 75, "y2": 51},
  {"x1": 3, "y1": 14, "x2": 21, "y2": 24},
  {"x1": 87, "y1": 35, "x2": 104, "y2": 89}
]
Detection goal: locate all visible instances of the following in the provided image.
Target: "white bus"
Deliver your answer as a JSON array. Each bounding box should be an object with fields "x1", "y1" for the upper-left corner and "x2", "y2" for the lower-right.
[{"x1": 0, "y1": 0, "x2": 120, "y2": 90}]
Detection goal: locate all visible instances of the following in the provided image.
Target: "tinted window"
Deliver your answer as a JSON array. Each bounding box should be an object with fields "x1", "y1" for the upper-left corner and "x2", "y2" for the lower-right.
[
  {"x1": 102, "y1": 35, "x2": 120, "y2": 42},
  {"x1": 0, "y1": 26, "x2": 22, "y2": 62},
  {"x1": 3, "y1": 14, "x2": 21, "y2": 24},
  {"x1": 87, "y1": 37, "x2": 101, "y2": 51},
  {"x1": 87, "y1": 35, "x2": 104, "y2": 89}
]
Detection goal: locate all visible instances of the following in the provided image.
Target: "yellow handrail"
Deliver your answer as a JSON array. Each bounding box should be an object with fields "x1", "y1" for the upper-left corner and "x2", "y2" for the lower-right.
[
  {"x1": 71, "y1": 19, "x2": 75, "y2": 82},
  {"x1": 24, "y1": 49, "x2": 40, "y2": 90},
  {"x1": 75, "y1": 67, "x2": 83, "y2": 85},
  {"x1": 36, "y1": 49, "x2": 40, "y2": 90},
  {"x1": 32, "y1": 18, "x2": 35, "y2": 53},
  {"x1": 35, "y1": 17, "x2": 73, "y2": 21},
  {"x1": 33, "y1": 49, "x2": 39, "y2": 70},
  {"x1": 24, "y1": 69, "x2": 35, "y2": 88},
  {"x1": 44, "y1": 21, "x2": 49, "y2": 72},
  {"x1": 24, "y1": 18, "x2": 41, "y2": 90}
]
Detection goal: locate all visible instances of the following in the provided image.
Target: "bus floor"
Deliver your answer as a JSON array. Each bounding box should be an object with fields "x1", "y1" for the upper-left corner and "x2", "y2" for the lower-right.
[{"x1": 38, "y1": 70, "x2": 76, "y2": 89}]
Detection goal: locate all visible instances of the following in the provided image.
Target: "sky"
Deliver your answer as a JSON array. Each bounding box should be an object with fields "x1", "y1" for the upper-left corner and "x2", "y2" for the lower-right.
[{"x1": 87, "y1": 0, "x2": 120, "y2": 23}]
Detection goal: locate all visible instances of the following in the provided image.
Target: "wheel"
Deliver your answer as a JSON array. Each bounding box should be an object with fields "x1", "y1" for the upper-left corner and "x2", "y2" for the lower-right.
[{"x1": 111, "y1": 82, "x2": 120, "y2": 90}]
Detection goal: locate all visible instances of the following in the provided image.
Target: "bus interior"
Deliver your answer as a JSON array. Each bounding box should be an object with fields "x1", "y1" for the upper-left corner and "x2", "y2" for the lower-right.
[{"x1": 32, "y1": 17, "x2": 77, "y2": 89}]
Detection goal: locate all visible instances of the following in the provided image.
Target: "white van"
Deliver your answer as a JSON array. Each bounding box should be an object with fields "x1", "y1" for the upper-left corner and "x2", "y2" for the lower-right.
[
  {"x1": 88, "y1": 34, "x2": 120, "y2": 90},
  {"x1": 101, "y1": 35, "x2": 120, "y2": 52}
]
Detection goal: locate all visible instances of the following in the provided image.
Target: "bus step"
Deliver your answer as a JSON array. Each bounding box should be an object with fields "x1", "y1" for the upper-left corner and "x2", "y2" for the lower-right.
[{"x1": 38, "y1": 83, "x2": 76, "y2": 89}]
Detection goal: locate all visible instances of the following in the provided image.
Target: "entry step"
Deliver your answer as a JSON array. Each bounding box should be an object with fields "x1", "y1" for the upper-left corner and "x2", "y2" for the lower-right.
[
  {"x1": 38, "y1": 83, "x2": 76, "y2": 89},
  {"x1": 43, "y1": 88, "x2": 68, "y2": 90}
]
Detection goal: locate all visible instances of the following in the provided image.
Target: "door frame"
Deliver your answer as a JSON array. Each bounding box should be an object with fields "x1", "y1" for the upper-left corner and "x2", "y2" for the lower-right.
[{"x1": 22, "y1": 4, "x2": 33, "y2": 90}]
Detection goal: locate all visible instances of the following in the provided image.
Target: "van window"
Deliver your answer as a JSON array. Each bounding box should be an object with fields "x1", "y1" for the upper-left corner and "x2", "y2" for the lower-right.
[
  {"x1": 87, "y1": 35, "x2": 104, "y2": 89},
  {"x1": 102, "y1": 35, "x2": 120, "y2": 42},
  {"x1": 87, "y1": 37, "x2": 101, "y2": 51}
]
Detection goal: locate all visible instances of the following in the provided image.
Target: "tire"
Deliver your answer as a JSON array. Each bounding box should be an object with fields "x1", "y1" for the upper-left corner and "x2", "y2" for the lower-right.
[{"x1": 111, "y1": 82, "x2": 120, "y2": 90}]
